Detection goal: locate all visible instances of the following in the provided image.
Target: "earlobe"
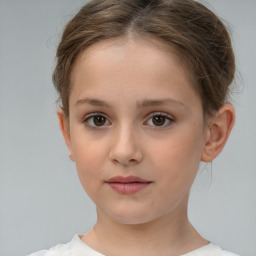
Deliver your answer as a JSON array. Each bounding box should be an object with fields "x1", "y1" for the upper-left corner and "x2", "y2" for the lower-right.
[
  {"x1": 201, "y1": 103, "x2": 235, "y2": 162},
  {"x1": 57, "y1": 108, "x2": 75, "y2": 161}
]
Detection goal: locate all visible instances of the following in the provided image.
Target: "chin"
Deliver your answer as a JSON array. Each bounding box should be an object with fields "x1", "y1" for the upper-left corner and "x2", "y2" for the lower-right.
[
  {"x1": 106, "y1": 207, "x2": 156, "y2": 225},
  {"x1": 113, "y1": 216, "x2": 151, "y2": 225}
]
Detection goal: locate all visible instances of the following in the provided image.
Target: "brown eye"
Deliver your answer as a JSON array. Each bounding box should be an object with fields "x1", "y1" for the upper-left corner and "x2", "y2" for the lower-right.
[
  {"x1": 93, "y1": 115, "x2": 107, "y2": 126},
  {"x1": 84, "y1": 114, "x2": 110, "y2": 127},
  {"x1": 146, "y1": 113, "x2": 173, "y2": 127},
  {"x1": 152, "y1": 116, "x2": 166, "y2": 126}
]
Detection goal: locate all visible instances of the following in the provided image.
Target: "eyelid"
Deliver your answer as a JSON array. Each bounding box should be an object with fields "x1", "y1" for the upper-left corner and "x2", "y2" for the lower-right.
[
  {"x1": 83, "y1": 112, "x2": 111, "y2": 128},
  {"x1": 144, "y1": 112, "x2": 175, "y2": 127},
  {"x1": 147, "y1": 112, "x2": 174, "y2": 119},
  {"x1": 84, "y1": 112, "x2": 108, "y2": 119}
]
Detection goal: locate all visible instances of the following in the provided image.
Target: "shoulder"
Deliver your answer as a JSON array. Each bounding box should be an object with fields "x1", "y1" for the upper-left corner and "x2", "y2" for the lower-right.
[
  {"x1": 183, "y1": 243, "x2": 240, "y2": 256},
  {"x1": 27, "y1": 238, "x2": 73, "y2": 256},
  {"x1": 27, "y1": 234, "x2": 104, "y2": 256}
]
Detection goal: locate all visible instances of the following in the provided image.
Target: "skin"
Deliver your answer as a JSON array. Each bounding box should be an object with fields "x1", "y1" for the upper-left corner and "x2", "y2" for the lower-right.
[{"x1": 58, "y1": 37, "x2": 235, "y2": 256}]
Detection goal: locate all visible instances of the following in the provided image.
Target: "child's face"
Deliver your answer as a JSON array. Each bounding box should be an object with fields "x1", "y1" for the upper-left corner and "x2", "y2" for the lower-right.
[{"x1": 62, "y1": 38, "x2": 210, "y2": 224}]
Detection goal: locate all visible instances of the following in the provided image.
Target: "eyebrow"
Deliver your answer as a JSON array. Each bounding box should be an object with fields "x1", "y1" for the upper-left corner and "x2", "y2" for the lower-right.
[
  {"x1": 138, "y1": 98, "x2": 185, "y2": 108},
  {"x1": 75, "y1": 97, "x2": 185, "y2": 109},
  {"x1": 75, "y1": 98, "x2": 111, "y2": 108}
]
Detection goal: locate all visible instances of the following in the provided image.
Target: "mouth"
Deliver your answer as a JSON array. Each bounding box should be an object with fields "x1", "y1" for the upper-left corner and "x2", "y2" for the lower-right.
[{"x1": 105, "y1": 176, "x2": 152, "y2": 195}]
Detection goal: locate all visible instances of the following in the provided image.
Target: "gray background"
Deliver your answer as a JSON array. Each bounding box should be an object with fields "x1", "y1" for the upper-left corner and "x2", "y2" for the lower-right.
[{"x1": 0, "y1": 0, "x2": 255, "y2": 255}]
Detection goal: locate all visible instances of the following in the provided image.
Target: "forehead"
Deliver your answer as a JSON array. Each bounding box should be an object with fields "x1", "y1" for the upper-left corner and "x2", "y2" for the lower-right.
[
  {"x1": 72, "y1": 37, "x2": 190, "y2": 83},
  {"x1": 69, "y1": 37, "x2": 200, "y2": 109}
]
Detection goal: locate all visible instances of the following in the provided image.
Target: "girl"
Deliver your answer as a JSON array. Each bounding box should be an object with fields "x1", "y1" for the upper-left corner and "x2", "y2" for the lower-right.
[{"x1": 29, "y1": 0, "x2": 239, "y2": 255}]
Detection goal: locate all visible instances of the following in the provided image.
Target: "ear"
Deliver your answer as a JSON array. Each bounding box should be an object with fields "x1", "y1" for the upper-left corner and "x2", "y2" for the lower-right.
[
  {"x1": 201, "y1": 103, "x2": 235, "y2": 162},
  {"x1": 57, "y1": 108, "x2": 75, "y2": 161}
]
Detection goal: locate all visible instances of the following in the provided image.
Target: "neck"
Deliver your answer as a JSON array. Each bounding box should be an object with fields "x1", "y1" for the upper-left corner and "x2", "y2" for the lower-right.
[{"x1": 82, "y1": 199, "x2": 207, "y2": 256}]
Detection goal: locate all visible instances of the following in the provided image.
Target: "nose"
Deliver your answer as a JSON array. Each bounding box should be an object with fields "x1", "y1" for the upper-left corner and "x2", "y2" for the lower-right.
[{"x1": 109, "y1": 125, "x2": 143, "y2": 166}]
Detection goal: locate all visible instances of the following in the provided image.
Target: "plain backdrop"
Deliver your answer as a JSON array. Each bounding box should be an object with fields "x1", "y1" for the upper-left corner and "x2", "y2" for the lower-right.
[{"x1": 0, "y1": 1, "x2": 255, "y2": 255}]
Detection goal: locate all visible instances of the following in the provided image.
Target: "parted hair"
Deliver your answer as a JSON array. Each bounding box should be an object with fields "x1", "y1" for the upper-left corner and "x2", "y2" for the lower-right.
[{"x1": 53, "y1": 0, "x2": 235, "y2": 118}]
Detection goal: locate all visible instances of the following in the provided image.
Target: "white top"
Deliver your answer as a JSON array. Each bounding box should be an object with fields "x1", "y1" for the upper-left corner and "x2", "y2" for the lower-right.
[{"x1": 27, "y1": 235, "x2": 239, "y2": 256}]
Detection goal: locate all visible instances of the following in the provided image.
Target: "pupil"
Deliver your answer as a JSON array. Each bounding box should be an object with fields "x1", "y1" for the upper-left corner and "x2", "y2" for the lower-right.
[
  {"x1": 153, "y1": 116, "x2": 165, "y2": 126},
  {"x1": 94, "y1": 116, "x2": 106, "y2": 126}
]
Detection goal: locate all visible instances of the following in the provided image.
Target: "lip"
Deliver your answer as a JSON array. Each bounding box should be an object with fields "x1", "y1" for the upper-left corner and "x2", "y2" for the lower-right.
[{"x1": 106, "y1": 176, "x2": 152, "y2": 195}]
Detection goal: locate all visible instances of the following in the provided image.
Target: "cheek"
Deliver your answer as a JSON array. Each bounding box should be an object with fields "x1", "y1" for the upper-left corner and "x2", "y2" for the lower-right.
[
  {"x1": 71, "y1": 137, "x2": 107, "y2": 190},
  {"x1": 72, "y1": 131, "x2": 106, "y2": 166},
  {"x1": 150, "y1": 128, "x2": 204, "y2": 186}
]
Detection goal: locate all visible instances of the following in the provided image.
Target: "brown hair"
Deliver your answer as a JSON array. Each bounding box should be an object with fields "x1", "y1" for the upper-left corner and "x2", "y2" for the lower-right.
[{"x1": 53, "y1": 0, "x2": 235, "y2": 118}]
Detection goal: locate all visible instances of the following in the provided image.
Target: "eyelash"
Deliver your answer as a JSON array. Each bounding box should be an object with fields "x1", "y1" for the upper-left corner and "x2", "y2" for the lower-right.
[
  {"x1": 145, "y1": 112, "x2": 174, "y2": 128},
  {"x1": 83, "y1": 113, "x2": 110, "y2": 128},
  {"x1": 83, "y1": 112, "x2": 174, "y2": 129}
]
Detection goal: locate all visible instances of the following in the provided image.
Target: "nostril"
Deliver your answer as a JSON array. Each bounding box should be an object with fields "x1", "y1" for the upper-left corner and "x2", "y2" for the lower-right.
[
  {"x1": 110, "y1": 155, "x2": 141, "y2": 166},
  {"x1": 108, "y1": 137, "x2": 143, "y2": 166}
]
